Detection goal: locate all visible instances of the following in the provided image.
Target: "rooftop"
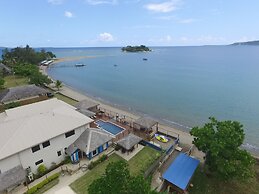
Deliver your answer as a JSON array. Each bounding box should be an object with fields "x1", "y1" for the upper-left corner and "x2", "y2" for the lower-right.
[
  {"x1": 117, "y1": 133, "x2": 142, "y2": 150},
  {"x1": 0, "y1": 84, "x2": 48, "y2": 103},
  {"x1": 0, "y1": 165, "x2": 26, "y2": 192},
  {"x1": 134, "y1": 116, "x2": 158, "y2": 129},
  {"x1": 0, "y1": 98, "x2": 93, "y2": 160},
  {"x1": 66, "y1": 128, "x2": 112, "y2": 155},
  {"x1": 162, "y1": 153, "x2": 200, "y2": 190},
  {"x1": 75, "y1": 99, "x2": 99, "y2": 110}
]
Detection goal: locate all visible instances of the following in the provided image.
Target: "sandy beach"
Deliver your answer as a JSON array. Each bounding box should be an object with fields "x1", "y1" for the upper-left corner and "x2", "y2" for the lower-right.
[{"x1": 41, "y1": 60, "x2": 203, "y2": 160}]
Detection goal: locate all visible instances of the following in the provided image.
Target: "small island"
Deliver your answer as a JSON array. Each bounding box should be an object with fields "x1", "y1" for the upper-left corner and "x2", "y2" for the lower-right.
[{"x1": 121, "y1": 45, "x2": 151, "y2": 52}]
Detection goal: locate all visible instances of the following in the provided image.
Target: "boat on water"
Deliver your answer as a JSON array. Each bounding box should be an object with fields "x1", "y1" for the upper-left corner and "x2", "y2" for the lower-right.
[
  {"x1": 75, "y1": 63, "x2": 86, "y2": 67},
  {"x1": 143, "y1": 58, "x2": 148, "y2": 61}
]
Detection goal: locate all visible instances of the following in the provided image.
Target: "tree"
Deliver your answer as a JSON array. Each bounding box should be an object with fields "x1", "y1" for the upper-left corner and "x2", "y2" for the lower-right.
[
  {"x1": 190, "y1": 117, "x2": 255, "y2": 181},
  {"x1": 37, "y1": 164, "x2": 47, "y2": 176},
  {"x1": 55, "y1": 80, "x2": 62, "y2": 91},
  {"x1": 29, "y1": 72, "x2": 51, "y2": 86},
  {"x1": 88, "y1": 161, "x2": 159, "y2": 194},
  {"x1": 2, "y1": 45, "x2": 56, "y2": 67}
]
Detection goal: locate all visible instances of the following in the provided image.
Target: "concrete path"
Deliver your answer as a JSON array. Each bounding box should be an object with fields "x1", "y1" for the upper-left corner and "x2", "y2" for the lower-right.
[{"x1": 53, "y1": 186, "x2": 75, "y2": 194}]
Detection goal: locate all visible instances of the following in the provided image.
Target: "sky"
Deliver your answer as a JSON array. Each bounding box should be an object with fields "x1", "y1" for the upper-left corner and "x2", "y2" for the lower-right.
[{"x1": 0, "y1": 0, "x2": 259, "y2": 47}]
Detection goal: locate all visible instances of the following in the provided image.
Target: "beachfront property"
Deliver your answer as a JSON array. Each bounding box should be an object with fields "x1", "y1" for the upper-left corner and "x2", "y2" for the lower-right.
[
  {"x1": 133, "y1": 116, "x2": 159, "y2": 140},
  {"x1": 0, "y1": 84, "x2": 49, "y2": 106},
  {"x1": 0, "y1": 98, "x2": 93, "y2": 192},
  {"x1": 66, "y1": 128, "x2": 113, "y2": 162},
  {"x1": 74, "y1": 99, "x2": 100, "y2": 118}
]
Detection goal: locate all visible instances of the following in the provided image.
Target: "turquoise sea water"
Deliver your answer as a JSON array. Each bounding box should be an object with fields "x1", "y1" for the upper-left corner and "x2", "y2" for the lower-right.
[{"x1": 45, "y1": 46, "x2": 259, "y2": 153}]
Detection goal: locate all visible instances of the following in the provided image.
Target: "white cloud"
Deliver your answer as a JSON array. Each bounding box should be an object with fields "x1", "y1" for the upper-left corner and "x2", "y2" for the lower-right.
[
  {"x1": 179, "y1": 18, "x2": 196, "y2": 24},
  {"x1": 86, "y1": 0, "x2": 117, "y2": 5},
  {"x1": 156, "y1": 15, "x2": 176, "y2": 20},
  {"x1": 197, "y1": 35, "x2": 225, "y2": 43},
  {"x1": 64, "y1": 11, "x2": 73, "y2": 18},
  {"x1": 99, "y1": 32, "x2": 114, "y2": 41},
  {"x1": 48, "y1": 0, "x2": 65, "y2": 5},
  {"x1": 144, "y1": 0, "x2": 182, "y2": 13}
]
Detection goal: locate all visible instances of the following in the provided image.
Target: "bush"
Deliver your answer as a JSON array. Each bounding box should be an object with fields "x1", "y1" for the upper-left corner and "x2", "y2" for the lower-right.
[
  {"x1": 4, "y1": 101, "x2": 20, "y2": 109},
  {"x1": 88, "y1": 154, "x2": 108, "y2": 170},
  {"x1": 25, "y1": 173, "x2": 60, "y2": 194},
  {"x1": 37, "y1": 164, "x2": 47, "y2": 176}
]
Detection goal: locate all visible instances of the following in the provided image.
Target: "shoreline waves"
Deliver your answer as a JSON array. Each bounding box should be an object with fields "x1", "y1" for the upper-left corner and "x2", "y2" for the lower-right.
[{"x1": 43, "y1": 56, "x2": 259, "y2": 158}]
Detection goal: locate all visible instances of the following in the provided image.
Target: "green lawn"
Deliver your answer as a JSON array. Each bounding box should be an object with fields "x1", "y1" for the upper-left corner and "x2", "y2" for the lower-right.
[
  {"x1": 54, "y1": 93, "x2": 78, "y2": 106},
  {"x1": 70, "y1": 154, "x2": 123, "y2": 194},
  {"x1": 3, "y1": 75, "x2": 29, "y2": 88},
  {"x1": 70, "y1": 147, "x2": 161, "y2": 194},
  {"x1": 189, "y1": 164, "x2": 259, "y2": 194},
  {"x1": 128, "y1": 146, "x2": 161, "y2": 176}
]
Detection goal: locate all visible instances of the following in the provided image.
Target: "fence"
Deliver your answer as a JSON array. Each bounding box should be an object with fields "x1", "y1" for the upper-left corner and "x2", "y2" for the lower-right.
[{"x1": 140, "y1": 140, "x2": 162, "y2": 151}]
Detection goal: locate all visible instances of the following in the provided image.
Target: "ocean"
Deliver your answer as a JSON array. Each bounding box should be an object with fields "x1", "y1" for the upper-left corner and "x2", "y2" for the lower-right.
[{"x1": 3, "y1": 46, "x2": 259, "y2": 153}]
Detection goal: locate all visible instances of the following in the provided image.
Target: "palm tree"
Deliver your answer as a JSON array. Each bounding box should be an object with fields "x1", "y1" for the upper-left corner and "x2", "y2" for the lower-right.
[{"x1": 55, "y1": 80, "x2": 62, "y2": 91}]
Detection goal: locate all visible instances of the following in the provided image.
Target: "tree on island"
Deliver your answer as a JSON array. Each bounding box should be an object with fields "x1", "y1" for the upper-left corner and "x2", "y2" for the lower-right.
[
  {"x1": 88, "y1": 161, "x2": 160, "y2": 194},
  {"x1": 55, "y1": 80, "x2": 62, "y2": 91},
  {"x1": 122, "y1": 45, "x2": 151, "y2": 52},
  {"x1": 190, "y1": 117, "x2": 255, "y2": 181}
]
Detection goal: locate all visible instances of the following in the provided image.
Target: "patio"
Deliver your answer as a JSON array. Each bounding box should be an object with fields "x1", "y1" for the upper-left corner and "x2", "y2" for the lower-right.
[{"x1": 115, "y1": 144, "x2": 144, "y2": 161}]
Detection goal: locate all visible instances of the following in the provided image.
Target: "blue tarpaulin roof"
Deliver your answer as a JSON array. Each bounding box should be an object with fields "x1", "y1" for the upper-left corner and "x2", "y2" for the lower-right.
[{"x1": 162, "y1": 153, "x2": 200, "y2": 190}]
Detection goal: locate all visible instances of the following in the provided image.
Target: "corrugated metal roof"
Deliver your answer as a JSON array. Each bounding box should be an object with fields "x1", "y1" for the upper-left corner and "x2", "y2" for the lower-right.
[
  {"x1": 0, "y1": 98, "x2": 93, "y2": 160},
  {"x1": 162, "y1": 153, "x2": 200, "y2": 190}
]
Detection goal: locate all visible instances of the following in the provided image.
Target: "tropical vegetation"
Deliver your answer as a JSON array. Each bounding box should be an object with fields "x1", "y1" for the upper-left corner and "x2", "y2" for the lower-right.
[
  {"x1": 122, "y1": 45, "x2": 151, "y2": 52},
  {"x1": 190, "y1": 117, "x2": 255, "y2": 181},
  {"x1": 88, "y1": 161, "x2": 159, "y2": 194},
  {"x1": 1, "y1": 45, "x2": 55, "y2": 87}
]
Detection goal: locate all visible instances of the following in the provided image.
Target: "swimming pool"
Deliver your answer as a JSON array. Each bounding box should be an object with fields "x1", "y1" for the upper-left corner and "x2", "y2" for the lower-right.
[{"x1": 96, "y1": 120, "x2": 125, "y2": 135}]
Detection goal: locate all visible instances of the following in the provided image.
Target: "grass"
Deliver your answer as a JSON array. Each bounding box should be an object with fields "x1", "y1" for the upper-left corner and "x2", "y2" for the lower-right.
[
  {"x1": 128, "y1": 146, "x2": 161, "y2": 176},
  {"x1": 70, "y1": 147, "x2": 161, "y2": 194},
  {"x1": 189, "y1": 163, "x2": 259, "y2": 194},
  {"x1": 70, "y1": 154, "x2": 123, "y2": 194},
  {"x1": 54, "y1": 93, "x2": 78, "y2": 106},
  {"x1": 3, "y1": 75, "x2": 29, "y2": 88}
]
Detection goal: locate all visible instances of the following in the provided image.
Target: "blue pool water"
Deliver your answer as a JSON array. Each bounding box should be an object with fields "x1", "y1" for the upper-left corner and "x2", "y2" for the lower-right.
[{"x1": 96, "y1": 120, "x2": 124, "y2": 135}]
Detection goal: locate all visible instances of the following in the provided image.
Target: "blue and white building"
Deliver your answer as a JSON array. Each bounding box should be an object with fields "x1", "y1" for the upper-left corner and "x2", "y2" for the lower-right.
[{"x1": 66, "y1": 128, "x2": 112, "y2": 163}]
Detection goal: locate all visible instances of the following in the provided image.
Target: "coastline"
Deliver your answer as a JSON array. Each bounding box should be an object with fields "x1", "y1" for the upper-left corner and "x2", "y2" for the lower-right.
[{"x1": 41, "y1": 58, "x2": 259, "y2": 159}]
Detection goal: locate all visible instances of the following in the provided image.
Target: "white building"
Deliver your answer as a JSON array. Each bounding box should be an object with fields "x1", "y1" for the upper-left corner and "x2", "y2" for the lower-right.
[{"x1": 0, "y1": 98, "x2": 93, "y2": 192}]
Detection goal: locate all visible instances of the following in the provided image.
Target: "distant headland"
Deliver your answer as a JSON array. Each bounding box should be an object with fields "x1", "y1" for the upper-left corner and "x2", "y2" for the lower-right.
[
  {"x1": 230, "y1": 40, "x2": 259, "y2": 46},
  {"x1": 121, "y1": 45, "x2": 151, "y2": 52}
]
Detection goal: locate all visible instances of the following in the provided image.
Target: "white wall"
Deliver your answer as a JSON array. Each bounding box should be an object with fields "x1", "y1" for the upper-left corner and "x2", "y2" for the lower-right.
[
  {"x1": 0, "y1": 124, "x2": 90, "y2": 174},
  {"x1": 0, "y1": 154, "x2": 20, "y2": 173}
]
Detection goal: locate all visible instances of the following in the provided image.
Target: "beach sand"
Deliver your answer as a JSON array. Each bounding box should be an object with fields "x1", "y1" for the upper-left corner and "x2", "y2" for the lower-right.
[{"x1": 41, "y1": 60, "x2": 205, "y2": 160}]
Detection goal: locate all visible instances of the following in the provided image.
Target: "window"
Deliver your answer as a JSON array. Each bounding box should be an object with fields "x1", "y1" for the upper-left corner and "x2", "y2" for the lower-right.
[
  {"x1": 35, "y1": 159, "x2": 43, "y2": 166},
  {"x1": 65, "y1": 130, "x2": 75, "y2": 138},
  {"x1": 64, "y1": 147, "x2": 67, "y2": 155},
  {"x1": 31, "y1": 145, "x2": 40, "y2": 153},
  {"x1": 42, "y1": 140, "x2": 50, "y2": 148},
  {"x1": 92, "y1": 149, "x2": 98, "y2": 157},
  {"x1": 57, "y1": 151, "x2": 62, "y2": 156}
]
